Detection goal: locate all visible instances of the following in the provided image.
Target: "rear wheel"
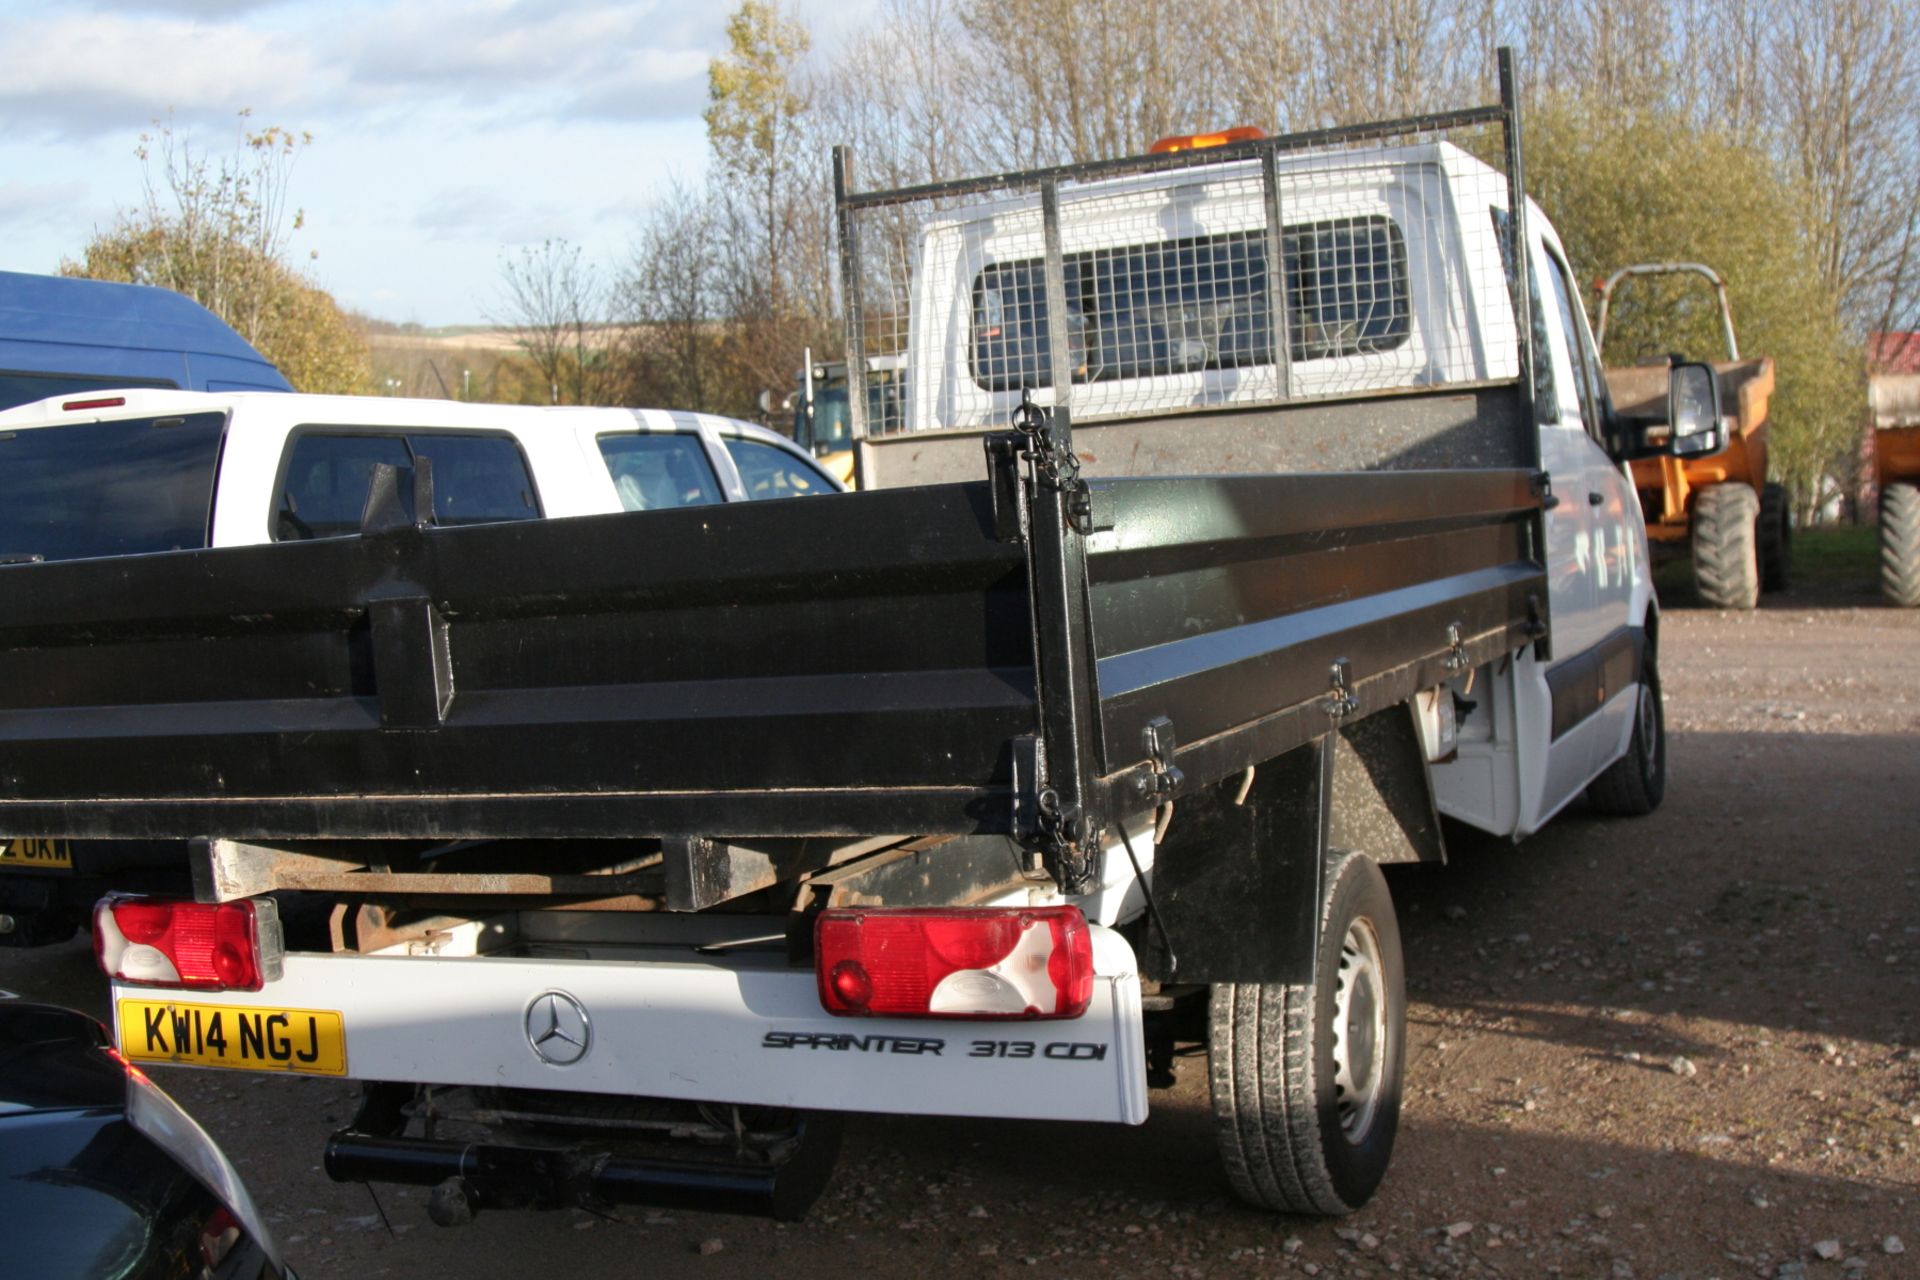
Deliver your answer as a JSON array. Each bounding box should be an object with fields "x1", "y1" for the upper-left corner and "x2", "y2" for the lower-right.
[
  {"x1": 1586, "y1": 646, "x2": 1666, "y2": 816},
  {"x1": 1208, "y1": 852, "x2": 1404, "y2": 1215},
  {"x1": 1691, "y1": 483, "x2": 1760, "y2": 609},
  {"x1": 1759, "y1": 482, "x2": 1792, "y2": 593},
  {"x1": 1882, "y1": 483, "x2": 1920, "y2": 608}
]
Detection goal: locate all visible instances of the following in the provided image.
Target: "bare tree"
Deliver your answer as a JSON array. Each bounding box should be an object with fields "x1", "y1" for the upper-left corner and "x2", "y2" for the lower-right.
[
  {"x1": 950, "y1": 0, "x2": 1238, "y2": 165},
  {"x1": 1766, "y1": 0, "x2": 1920, "y2": 334},
  {"x1": 616, "y1": 181, "x2": 722, "y2": 411},
  {"x1": 490, "y1": 239, "x2": 607, "y2": 405}
]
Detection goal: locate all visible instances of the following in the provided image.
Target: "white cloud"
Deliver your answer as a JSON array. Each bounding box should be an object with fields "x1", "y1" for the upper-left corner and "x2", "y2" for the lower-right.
[
  {"x1": 0, "y1": 0, "x2": 722, "y2": 144},
  {"x1": 0, "y1": 180, "x2": 93, "y2": 227},
  {"x1": 329, "y1": 0, "x2": 721, "y2": 121},
  {"x1": 0, "y1": 0, "x2": 865, "y2": 321},
  {"x1": 412, "y1": 186, "x2": 514, "y2": 241},
  {"x1": 80, "y1": 0, "x2": 294, "y2": 15},
  {"x1": 0, "y1": 12, "x2": 330, "y2": 139}
]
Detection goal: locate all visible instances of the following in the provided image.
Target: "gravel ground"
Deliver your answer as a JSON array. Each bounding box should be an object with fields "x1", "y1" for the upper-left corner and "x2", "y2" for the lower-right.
[{"x1": 4, "y1": 579, "x2": 1916, "y2": 1279}]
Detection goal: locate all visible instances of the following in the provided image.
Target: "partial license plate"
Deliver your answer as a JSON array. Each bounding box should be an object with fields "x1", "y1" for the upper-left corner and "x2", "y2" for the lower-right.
[
  {"x1": 118, "y1": 1000, "x2": 347, "y2": 1076},
  {"x1": 0, "y1": 837, "x2": 72, "y2": 870}
]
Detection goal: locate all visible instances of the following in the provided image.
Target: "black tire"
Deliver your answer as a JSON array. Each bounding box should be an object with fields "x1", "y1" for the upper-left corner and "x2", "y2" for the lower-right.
[
  {"x1": 1759, "y1": 482, "x2": 1792, "y2": 593},
  {"x1": 1586, "y1": 645, "x2": 1666, "y2": 816},
  {"x1": 1882, "y1": 483, "x2": 1920, "y2": 608},
  {"x1": 1691, "y1": 483, "x2": 1760, "y2": 609},
  {"x1": 1208, "y1": 852, "x2": 1404, "y2": 1216}
]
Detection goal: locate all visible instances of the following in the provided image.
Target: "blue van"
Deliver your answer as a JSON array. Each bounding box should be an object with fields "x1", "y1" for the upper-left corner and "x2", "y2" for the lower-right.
[{"x1": 0, "y1": 270, "x2": 291, "y2": 410}]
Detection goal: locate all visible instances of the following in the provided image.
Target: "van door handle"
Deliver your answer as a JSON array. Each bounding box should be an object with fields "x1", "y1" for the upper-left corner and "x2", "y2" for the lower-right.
[{"x1": 1588, "y1": 491, "x2": 1604, "y2": 506}]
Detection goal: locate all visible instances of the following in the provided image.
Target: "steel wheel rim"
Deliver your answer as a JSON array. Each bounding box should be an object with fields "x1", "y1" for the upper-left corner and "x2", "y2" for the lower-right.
[{"x1": 1332, "y1": 917, "x2": 1387, "y2": 1144}]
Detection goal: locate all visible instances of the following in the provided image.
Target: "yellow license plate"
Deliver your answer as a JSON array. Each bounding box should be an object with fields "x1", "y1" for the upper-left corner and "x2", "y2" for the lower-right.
[
  {"x1": 0, "y1": 837, "x2": 72, "y2": 869},
  {"x1": 118, "y1": 1000, "x2": 347, "y2": 1076}
]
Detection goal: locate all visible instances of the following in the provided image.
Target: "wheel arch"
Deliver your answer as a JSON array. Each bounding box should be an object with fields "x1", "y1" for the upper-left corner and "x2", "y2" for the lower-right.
[{"x1": 1143, "y1": 707, "x2": 1438, "y2": 988}]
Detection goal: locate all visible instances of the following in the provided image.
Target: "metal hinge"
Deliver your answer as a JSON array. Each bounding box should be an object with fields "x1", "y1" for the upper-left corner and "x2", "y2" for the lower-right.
[
  {"x1": 1532, "y1": 469, "x2": 1560, "y2": 511},
  {"x1": 1133, "y1": 716, "x2": 1185, "y2": 801},
  {"x1": 1323, "y1": 657, "x2": 1358, "y2": 720},
  {"x1": 1443, "y1": 621, "x2": 1470, "y2": 674},
  {"x1": 985, "y1": 433, "x2": 1028, "y2": 543},
  {"x1": 1525, "y1": 592, "x2": 1548, "y2": 639}
]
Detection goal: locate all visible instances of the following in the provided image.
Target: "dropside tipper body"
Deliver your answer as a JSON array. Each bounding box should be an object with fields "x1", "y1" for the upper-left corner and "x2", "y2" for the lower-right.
[{"x1": 0, "y1": 446, "x2": 1543, "y2": 857}]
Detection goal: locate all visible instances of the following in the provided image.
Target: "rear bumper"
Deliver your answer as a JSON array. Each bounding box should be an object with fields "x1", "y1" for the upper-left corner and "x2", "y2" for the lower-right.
[{"x1": 113, "y1": 925, "x2": 1148, "y2": 1125}]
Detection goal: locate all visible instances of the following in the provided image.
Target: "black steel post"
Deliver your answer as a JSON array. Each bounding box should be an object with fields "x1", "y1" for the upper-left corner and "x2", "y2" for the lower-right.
[
  {"x1": 1498, "y1": 47, "x2": 1534, "y2": 442},
  {"x1": 1015, "y1": 405, "x2": 1103, "y2": 893},
  {"x1": 1260, "y1": 147, "x2": 1294, "y2": 402},
  {"x1": 833, "y1": 146, "x2": 869, "y2": 489},
  {"x1": 1496, "y1": 46, "x2": 1550, "y2": 655}
]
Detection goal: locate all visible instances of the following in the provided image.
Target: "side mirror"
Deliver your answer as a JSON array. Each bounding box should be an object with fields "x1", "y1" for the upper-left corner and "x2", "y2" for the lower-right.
[
  {"x1": 756, "y1": 389, "x2": 775, "y2": 415},
  {"x1": 1666, "y1": 361, "x2": 1725, "y2": 458}
]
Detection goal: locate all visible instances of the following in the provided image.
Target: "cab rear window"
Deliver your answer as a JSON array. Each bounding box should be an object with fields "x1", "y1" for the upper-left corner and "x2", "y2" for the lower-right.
[
  {"x1": 0, "y1": 412, "x2": 225, "y2": 563},
  {"x1": 970, "y1": 215, "x2": 1410, "y2": 391},
  {"x1": 277, "y1": 430, "x2": 540, "y2": 539}
]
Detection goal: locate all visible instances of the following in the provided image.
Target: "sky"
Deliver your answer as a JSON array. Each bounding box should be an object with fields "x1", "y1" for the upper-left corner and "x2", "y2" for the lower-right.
[{"x1": 0, "y1": 0, "x2": 873, "y2": 325}]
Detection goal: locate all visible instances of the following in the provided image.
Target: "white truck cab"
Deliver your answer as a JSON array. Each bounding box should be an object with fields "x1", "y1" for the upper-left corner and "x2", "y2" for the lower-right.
[{"x1": 873, "y1": 140, "x2": 1663, "y2": 842}]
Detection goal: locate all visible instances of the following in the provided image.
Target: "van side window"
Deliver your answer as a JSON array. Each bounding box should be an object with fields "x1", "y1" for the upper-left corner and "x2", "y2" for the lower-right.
[
  {"x1": 721, "y1": 437, "x2": 834, "y2": 501},
  {"x1": 596, "y1": 433, "x2": 724, "y2": 511},
  {"x1": 969, "y1": 216, "x2": 1409, "y2": 392},
  {"x1": 276, "y1": 431, "x2": 540, "y2": 540},
  {"x1": 419, "y1": 435, "x2": 543, "y2": 527}
]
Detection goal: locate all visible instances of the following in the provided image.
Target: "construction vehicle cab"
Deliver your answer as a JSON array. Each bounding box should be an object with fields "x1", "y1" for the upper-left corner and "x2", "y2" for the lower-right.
[
  {"x1": 1596, "y1": 262, "x2": 1790, "y2": 609},
  {"x1": 788, "y1": 351, "x2": 904, "y2": 488}
]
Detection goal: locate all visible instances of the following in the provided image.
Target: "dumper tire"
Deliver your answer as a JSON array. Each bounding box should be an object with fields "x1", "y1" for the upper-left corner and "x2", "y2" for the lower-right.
[
  {"x1": 1586, "y1": 645, "x2": 1666, "y2": 816},
  {"x1": 1759, "y1": 482, "x2": 1792, "y2": 593},
  {"x1": 1691, "y1": 483, "x2": 1760, "y2": 609},
  {"x1": 1208, "y1": 852, "x2": 1404, "y2": 1216},
  {"x1": 1883, "y1": 483, "x2": 1920, "y2": 608}
]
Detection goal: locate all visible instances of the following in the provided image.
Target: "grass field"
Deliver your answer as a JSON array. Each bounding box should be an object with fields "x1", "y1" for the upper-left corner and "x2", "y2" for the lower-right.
[
  {"x1": 1652, "y1": 521, "x2": 1880, "y2": 604},
  {"x1": 1788, "y1": 523, "x2": 1878, "y2": 585}
]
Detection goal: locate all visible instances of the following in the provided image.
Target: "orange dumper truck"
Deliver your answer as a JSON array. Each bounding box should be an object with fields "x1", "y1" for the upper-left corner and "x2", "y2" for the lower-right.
[
  {"x1": 1870, "y1": 367, "x2": 1920, "y2": 606},
  {"x1": 1597, "y1": 263, "x2": 1789, "y2": 609}
]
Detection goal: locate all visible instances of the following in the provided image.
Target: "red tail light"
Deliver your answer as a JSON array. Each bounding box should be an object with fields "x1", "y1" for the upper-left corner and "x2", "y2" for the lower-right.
[
  {"x1": 814, "y1": 906, "x2": 1094, "y2": 1019},
  {"x1": 93, "y1": 896, "x2": 282, "y2": 992},
  {"x1": 62, "y1": 396, "x2": 127, "y2": 411}
]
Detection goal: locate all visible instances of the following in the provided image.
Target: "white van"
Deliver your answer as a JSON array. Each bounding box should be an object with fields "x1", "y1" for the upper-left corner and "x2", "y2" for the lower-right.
[
  {"x1": 0, "y1": 391, "x2": 841, "y2": 564},
  {"x1": 0, "y1": 389, "x2": 840, "y2": 946}
]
